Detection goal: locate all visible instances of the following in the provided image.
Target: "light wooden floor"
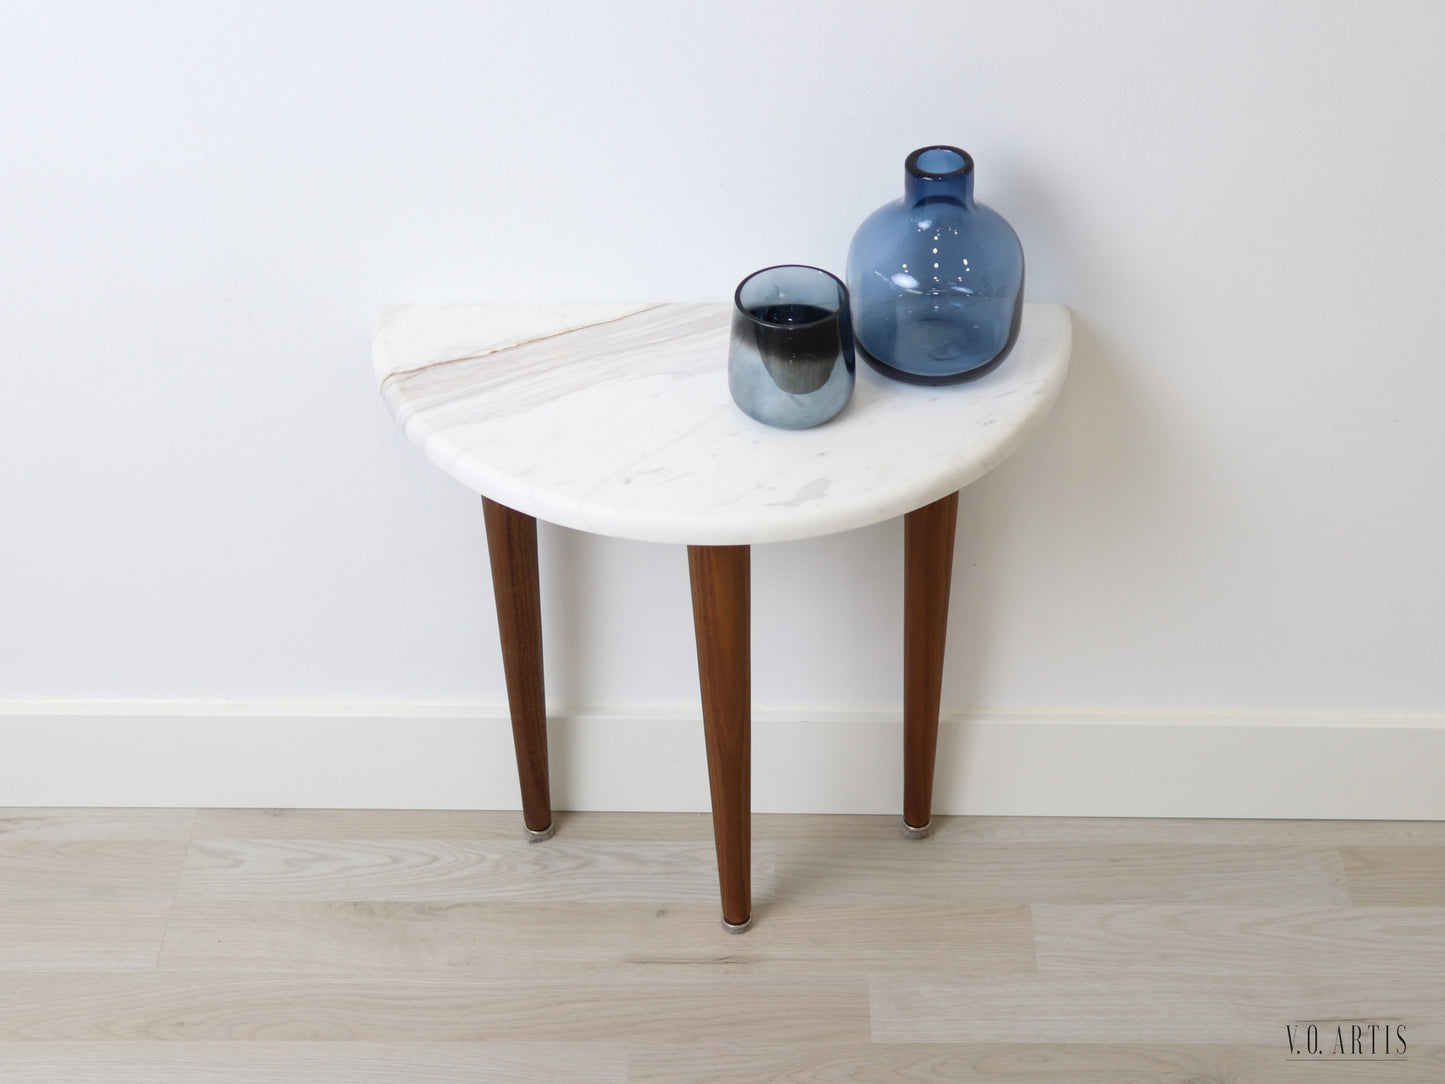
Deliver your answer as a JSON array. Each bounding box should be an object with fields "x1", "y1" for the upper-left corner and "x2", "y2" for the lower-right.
[{"x1": 3, "y1": 809, "x2": 1445, "y2": 1082}]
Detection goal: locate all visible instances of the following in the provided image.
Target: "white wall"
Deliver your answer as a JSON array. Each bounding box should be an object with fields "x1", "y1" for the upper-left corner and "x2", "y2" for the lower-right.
[{"x1": 3, "y1": 1, "x2": 1444, "y2": 813}]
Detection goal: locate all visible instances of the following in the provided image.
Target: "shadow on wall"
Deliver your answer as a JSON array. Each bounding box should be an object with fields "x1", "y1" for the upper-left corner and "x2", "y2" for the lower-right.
[
  {"x1": 944, "y1": 311, "x2": 1158, "y2": 710},
  {"x1": 535, "y1": 517, "x2": 903, "y2": 715},
  {"x1": 535, "y1": 525, "x2": 697, "y2": 711}
]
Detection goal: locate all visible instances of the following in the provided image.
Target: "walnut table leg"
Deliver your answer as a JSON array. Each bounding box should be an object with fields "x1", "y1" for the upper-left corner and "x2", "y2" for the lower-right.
[
  {"x1": 482, "y1": 496, "x2": 554, "y2": 841},
  {"x1": 902, "y1": 490, "x2": 959, "y2": 838},
  {"x1": 687, "y1": 544, "x2": 752, "y2": 932}
]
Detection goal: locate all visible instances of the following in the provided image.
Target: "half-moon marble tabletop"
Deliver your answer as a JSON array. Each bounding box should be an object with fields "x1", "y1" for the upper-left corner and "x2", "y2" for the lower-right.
[
  {"x1": 373, "y1": 301, "x2": 1072, "y2": 931},
  {"x1": 375, "y1": 303, "x2": 1070, "y2": 545}
]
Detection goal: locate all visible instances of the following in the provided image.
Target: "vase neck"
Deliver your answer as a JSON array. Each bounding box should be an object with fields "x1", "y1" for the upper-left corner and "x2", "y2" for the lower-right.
[{"x1": 904, "y1": 146, "x2": 975, "y2": 209}]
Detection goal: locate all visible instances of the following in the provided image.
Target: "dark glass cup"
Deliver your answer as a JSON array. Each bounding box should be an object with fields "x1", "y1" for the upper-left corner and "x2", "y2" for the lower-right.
[{"x1": 728, "y1": 265, "x2": 856, "y2": 429}]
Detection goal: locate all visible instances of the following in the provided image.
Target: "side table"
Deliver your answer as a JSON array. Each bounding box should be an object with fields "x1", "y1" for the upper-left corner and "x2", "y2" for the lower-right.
[{"x1": 375, "y1": 302, "x2": 1071, "y2": 930}]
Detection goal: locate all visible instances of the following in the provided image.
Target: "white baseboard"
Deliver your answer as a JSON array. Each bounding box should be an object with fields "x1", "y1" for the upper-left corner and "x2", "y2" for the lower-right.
[{"x1": 2, "y1": 701, "x2": 1443, "y2": 819}]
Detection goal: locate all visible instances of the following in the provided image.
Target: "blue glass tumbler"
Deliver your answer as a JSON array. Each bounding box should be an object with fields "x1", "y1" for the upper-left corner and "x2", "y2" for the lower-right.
[
  {"x1": 847, "y1": 146, "x2": 1024, "y2": 385},
  {"x1": 728, "y1": 265, "x2": 855, "y2": 429}
]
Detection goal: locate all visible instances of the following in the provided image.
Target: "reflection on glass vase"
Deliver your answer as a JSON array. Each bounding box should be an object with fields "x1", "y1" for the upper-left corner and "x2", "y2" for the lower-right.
[{"x1": 847, "y1": 146, "x2": 1024, "y2": 385}]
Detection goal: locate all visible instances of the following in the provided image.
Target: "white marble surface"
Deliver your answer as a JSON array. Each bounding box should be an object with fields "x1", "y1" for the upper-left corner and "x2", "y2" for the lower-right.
[{"x1": 374, "y1": 303, "x2": 1071, "y2": 545}]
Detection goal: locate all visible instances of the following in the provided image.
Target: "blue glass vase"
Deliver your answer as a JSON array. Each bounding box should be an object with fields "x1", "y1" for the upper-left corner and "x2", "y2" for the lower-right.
[{"x1": 847, "y1": 146, "x2": 1024, "y2": 385}]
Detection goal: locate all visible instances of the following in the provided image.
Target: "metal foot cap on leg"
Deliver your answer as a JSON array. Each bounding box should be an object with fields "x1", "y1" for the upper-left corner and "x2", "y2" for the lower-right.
[
  {"x1": 901, "y1": 818, "x2": 933, "y2": 840},
  {"x1": 524, "y1": 822, "x2": 556, "y2": 843},
  {"x1": 721, "y1": 914, "x2": 753, "y2": 934}
]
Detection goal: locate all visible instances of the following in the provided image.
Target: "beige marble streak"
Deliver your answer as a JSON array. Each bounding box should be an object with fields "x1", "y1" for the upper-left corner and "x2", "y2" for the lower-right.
[{"x1": 381, "y1": 304, "x2": 721, "y2": 423}]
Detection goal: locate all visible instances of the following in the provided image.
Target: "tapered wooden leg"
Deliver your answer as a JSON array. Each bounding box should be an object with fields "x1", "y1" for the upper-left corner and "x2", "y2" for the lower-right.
[
  {"x1": 903, "y1": 491, "x2": 959, "y2": 837},
  {"x1": 688, "y1": 544, "x2": 752, "y2": 931},
  {"x1": 482, "y1": 496, "x2": 553, "y2": 840}
]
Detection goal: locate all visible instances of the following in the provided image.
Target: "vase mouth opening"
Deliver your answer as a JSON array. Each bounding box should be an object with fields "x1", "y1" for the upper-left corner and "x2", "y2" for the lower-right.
[{"x1": 907, "y1": 146, "x2": 973, "y2": 179}]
